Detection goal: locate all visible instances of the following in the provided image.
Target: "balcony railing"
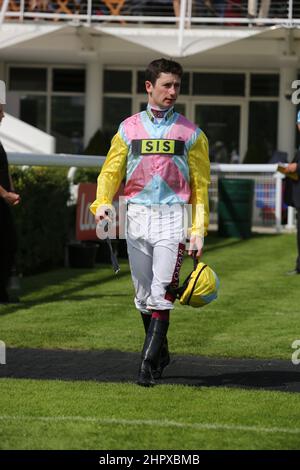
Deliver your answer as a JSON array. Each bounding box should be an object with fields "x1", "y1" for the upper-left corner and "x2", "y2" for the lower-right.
[{"x1": 0, "y1": 1, "x2": 298, "y2": 27}]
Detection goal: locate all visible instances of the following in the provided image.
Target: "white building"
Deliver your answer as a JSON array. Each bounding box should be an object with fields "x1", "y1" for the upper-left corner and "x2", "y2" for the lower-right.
[{"x1": 0, "y1": 1, "x2": 299, "y2": 161}]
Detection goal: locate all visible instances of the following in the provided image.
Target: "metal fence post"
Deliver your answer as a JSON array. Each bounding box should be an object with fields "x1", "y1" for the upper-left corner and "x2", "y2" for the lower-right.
[
  {"x1": 87, "y1": 0, "x2": 92, "y2": 25},
  {"x1": 288, "y1": 0, "x2": 293, "y2": 24},
  {"x1": 274, "y1": 172, "x2": 283, "y2": 232},
  {"x1": 178, "y1": 0, "x2": 187, "y2": 55},
  {"x1": 0, "y1": 340, "x2": 6, "y2": 365},
  {"x1": 286, "y1": 206, "x2": 296, "y2": 230},
  {"x1": 0, "y1": 0, "x2": 10, "y2": 25}
]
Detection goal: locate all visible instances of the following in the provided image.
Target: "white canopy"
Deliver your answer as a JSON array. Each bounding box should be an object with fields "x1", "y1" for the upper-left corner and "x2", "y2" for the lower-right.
[{"x1": 0, "y1": 22, "x2": 290, "y2": 59}]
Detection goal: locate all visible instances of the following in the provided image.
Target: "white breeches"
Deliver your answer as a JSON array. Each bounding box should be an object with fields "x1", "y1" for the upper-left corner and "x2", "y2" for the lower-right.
[{"x1": 126, "y1": 204, "x2": 186, "y2": 314}]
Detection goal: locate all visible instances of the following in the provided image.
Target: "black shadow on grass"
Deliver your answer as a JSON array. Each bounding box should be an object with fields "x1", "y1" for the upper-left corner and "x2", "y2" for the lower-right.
[
  {"x1": 162, "y1": 370, "x2": 300, "y2": 392},
  {"x1": 1, "y1": 348, "x2": 300, "y2": 393},
  {"x1": 0, "y1": 266, "x2": 131, "y2": 317}
]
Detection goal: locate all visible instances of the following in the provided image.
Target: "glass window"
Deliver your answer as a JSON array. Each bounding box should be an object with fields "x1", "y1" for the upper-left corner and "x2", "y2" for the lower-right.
[
  {"x1": 193, "y1": 73, "x2": 245, "y2": 96},
  {"x1": 20, "y1": 95, "x2": 47, "y2": 131},
  {"x1": 180, "y1": 73, "x2": 190, "y2": 95},
  {"x1": 137, "y1": 71, "x2": 146, "y2": 93},
  {"x1": 137, "y1": 71, "x2": 189, "y2": 95},
  {"x1": 103, "y1": 97, "x2": 132, "y2": 140},
  {"x1": 250, "y1": 74, "x2": 279, "y2": 96},
  {"x1": 175, "y1": 103, "x2": 186, "y2": 115},
  {"x1": 139, "y1": 102, "x2": 147, "y2": 111},
  {"x1": 52, "y1": 69, "x2": 85, "y2": 93},
  {"x1": 247, "y1": 102, "x2": 278, "y2": 163},
  {"x1": 104, "y1": 70, "x2": 132, "y2": 93},
  {"x1": 9, "y1": 67, "x2": 47, "y2": 91},
  {"x1": 195, "y1": 104, "x2": 240, "y2": 162},
  {"x1": 51, "y1": 96, "x2": 85, "y2": 154}
]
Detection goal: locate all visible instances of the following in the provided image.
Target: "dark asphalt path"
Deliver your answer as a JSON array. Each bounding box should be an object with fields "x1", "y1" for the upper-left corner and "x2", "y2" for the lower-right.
[{"x1": 1, "y1": 348, "x2": 300, "y2": 393}]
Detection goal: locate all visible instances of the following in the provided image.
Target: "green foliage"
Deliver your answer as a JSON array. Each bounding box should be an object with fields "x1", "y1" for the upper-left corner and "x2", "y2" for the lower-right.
[
  {"x1": 10, "y1": 166, "x2": 70, "y2": 274},
  {"x1": 73, "y1": 167, "x2": 99, "y2": 184}
]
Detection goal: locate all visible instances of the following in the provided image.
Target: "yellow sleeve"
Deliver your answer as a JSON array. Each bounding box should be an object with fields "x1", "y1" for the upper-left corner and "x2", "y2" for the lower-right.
[
  {"x1": 188, "y1": 131, "x2": 210, "y2": 237},
  {"x1": 89, "y1": 132, "x2": 128, "y2": 215}
]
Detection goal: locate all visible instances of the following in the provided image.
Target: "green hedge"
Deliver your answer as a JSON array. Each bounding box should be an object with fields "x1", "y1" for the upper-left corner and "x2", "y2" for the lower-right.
[
  {"x1": 73, "y1": 167, "x2": 99, "y2": 184},
  {"x1": 11, "y1": 167, "x2": 70, "y2": 275}
]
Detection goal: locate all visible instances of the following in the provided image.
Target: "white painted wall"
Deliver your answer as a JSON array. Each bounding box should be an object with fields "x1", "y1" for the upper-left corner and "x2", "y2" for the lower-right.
[{"x1": 0, "y1": 112, "x2": 55, "y2": 153}]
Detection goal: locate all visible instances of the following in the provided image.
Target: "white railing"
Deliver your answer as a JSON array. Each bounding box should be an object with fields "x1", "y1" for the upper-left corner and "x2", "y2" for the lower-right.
[
  {"x1": 210, "y1": 163, "x2": 290, "y2": 233},
  {"x1": 1, "y1": 1, "x2": 298, "y2": 58},
  {"x1": 7, "y1": 152, "x2": 297, "y2": 232},
  {"x1": 0, "y1": 0, "x2": 298, "y2": 28},
  {"x1": 7, "y1": 151, "x2": 105, "y2": 167}
]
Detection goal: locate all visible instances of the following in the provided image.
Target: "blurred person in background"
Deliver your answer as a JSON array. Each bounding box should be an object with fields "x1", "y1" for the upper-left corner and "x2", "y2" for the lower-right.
[
  {"x1": 247, "y1": 0, "x2": 271, "y2": 19},
  {"x1": 0, "y1": 87, "x2": 21, "y2": 303},
  {"x1": 131, "y1": 0, "x2": 181, "y2": 17},
  {"x1": 202, "y1": 0, "x2": 227, "y2": 17},
  {"x1": 282, "y1": 110, "x2": 300, "y2": 275}
]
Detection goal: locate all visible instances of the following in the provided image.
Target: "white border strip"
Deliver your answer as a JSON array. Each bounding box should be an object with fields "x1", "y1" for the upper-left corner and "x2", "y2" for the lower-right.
[{"x1": 0, "y1": 416, "x2": 299, "y2": 435}]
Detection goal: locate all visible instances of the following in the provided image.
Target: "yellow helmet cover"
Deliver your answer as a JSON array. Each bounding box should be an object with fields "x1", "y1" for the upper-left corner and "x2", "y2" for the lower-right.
[{"x1": 178, "y1": 262, "x2": 219, "y2": 308}]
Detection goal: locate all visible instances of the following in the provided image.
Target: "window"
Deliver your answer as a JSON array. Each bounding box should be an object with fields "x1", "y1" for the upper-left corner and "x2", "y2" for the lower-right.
[
  {"x1": 7, "y1": 66, "x2": 85, "y2": 154},
  {"x1": 52, "y1": 69, "x2": 85, "y2": 93},
  {"x1": 193, "y1": 73, "x2": 245, "y2": 96},
  {"x1": 103, "y1": 97, "x2": 132, "y2": 139},
  {"x1": 247, "y1": 102, "x2": 278, "y2": 163},
  {"x1": 20, "y1": 95, "x2": 47, "y2": 131},
  {"x1": 51, "y1": 96, "x2": 85, "y2": 154},
  {"x1": 250, "y1": 74, "x2": 279, "y2": 97},
  {"x1": 104, "y1": 70, "x2": 132, "y2": 93},
  {"x1": 195, "y1": 104, "x2": 240, "y2": 162},
  {"x1": 179, "y1": 73, "x2": 190, "y2": 95},
  {"x1": 9, "y1": 67, "x2": 47, "y2": 91},
  {"x1": 137, "y1": 71, "x2": 146, "y2": 94}
]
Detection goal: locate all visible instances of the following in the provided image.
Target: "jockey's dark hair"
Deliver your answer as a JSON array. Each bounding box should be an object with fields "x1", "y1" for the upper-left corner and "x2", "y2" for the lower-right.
[{"x1": 145, "y1": 58, "x2": 183, "y2": 85}]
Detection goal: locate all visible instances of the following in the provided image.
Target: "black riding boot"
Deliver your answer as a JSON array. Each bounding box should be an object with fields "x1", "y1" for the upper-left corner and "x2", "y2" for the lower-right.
[
  {"x1": 140, "y1": 312, "x2": 170, "y2": 379},
  {"x1": 152, "y1": 337, "x2": 170, "y2": 379},
  {"x1": 140, "y1": 312, "x2": 151, "y2": 333},
  {"x1": 137, "y1": 318, "x2": 169, "y2": 387}
]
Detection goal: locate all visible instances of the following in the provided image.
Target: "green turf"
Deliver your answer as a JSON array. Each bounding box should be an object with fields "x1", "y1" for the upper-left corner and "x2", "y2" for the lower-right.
[
  {"x1": 1, "y1": 232, "x2": 300, "y2": 450},
  {"x1": 0, "y1": 233, "x2": 299, "y2": 359},
  {"x1": 0, "y1": 378, "x2": 300, "y2": 450}
]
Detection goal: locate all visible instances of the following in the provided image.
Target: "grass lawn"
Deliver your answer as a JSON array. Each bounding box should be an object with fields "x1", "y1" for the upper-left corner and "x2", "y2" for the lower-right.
[
  {"x1": 0, "y1": 232, "x2": 299, "y2": 359},
  {"x1": 1, "y1": 379, "x2": 300, "y2": 450},
  {"x1": 1, "y1": 232, "x2": 300, "y2": 450}
]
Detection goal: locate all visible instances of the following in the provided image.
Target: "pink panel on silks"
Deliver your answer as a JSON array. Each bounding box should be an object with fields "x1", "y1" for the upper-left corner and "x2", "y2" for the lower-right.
[
  {"x1": 124, "y1": 155, "x2": 190, "y2": 202},
  {"x1": 166, "y1": 114, "x2": 197, "y2": 142},
  {"x1": 122, "y1": 113, "x2": 150, "y2": 141}
]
